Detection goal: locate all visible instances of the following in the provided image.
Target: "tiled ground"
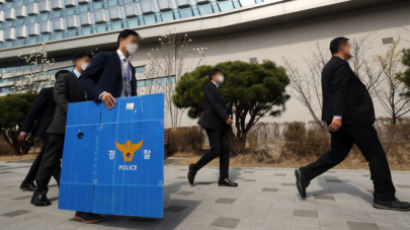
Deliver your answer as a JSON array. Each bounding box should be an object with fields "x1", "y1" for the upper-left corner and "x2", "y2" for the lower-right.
[{"x1": 0, "y1": 160, "x2": 410, "y2": 230}]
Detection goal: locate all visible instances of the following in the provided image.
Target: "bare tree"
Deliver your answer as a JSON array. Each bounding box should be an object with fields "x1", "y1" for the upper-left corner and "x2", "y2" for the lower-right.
[
  {"x1": 350, "y1": 37, "x2": 383, "y2": 94},
  {"x1": 283, "y1": 43, "x2": 328, "y2": 128},
  {"x1": 140, "y1": 32, "x2": 207, "y2": 128},
  {"x1": 15, "y1": 44, "x2": 56, "y2": 92},
  {"x1": 376, "y1": 38, "x2": 410, "y2": 124}
]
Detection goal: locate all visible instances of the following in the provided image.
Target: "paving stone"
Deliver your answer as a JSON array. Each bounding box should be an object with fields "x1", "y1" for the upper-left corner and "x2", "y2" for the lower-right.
[
  {"x1": 211, "y1": 217, "x2": 240, "y2": 229},
  {"x1": 13, "y1": 195, "x2": 31, "y2": 200},
  {"x1": 243, "y1": 171, "x2": 254, "y2": 173},
  {"x1": 0, "y1": 162, "x2": 409, "y2": 230},
  {"x1": 397, "y1": 184, "x2": 410, "y2": 188},
  {"x1": 293, "y1": 209, "x2": 318, "y2": 218},
  {"x1": 215, "y1": 198, "x2": 236, "y2": 204},
  {"x1": 326, "y1": 179, "x2": 342, "y2": 183},
  {"x1": 262, "y1": 188, "x2": 278, "y2": 192},
  {"x1": 314, "y1": 194, "x2": 335, "y2": 200},
  {"x1": 1, "y1": 210, "x2": 31, "y2": 217},
  {"x1": 175, "y1": 191, "x2": 194, "y2": 196},
  {"x1": 165, "y1": 205, "x2": 187, "y2": 213},
  {"x1": 347, "y1": 221, "x2": 380, "y2": 230},
  {"x1": 282, "y1": 182, "x2": 295, "y2": 186},
  {"x1": 274, "y1": 173, "x2": 286, "y2": 176}
]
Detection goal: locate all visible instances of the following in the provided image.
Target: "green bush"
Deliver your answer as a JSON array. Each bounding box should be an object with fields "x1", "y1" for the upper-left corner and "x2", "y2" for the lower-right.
[{"x1": 0, "y1": 91, "x2": 37, "y2": 155}]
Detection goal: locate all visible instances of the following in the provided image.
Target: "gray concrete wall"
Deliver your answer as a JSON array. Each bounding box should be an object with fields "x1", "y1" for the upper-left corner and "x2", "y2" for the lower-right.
[{"x1": 131, "y1": 1, "x2": 410, "y2": 127}]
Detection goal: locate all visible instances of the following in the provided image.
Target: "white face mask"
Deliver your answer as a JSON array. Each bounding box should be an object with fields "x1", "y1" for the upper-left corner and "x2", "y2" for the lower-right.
[
  {"x1": 80, "y1": 62, "x2": 89, "y2": 71},
  {"x1": 126, "y1": 43, "x2": 138, "y2": 55},
  {"x1": 217, "y1": 75, "x2": 224, "y2": 84}
]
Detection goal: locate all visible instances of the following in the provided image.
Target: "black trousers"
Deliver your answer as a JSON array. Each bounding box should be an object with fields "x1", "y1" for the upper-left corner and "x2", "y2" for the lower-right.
[
  {"x1": 35, "y1": 133, "x2": 64, "y2": 195},
  {"x1": 22, "y1": 136, "x2": 60, "y2": 185},
  {"x1": 300, "y1": 125, "x2": 396, "y2": 201},
  {"x1": 194, "y1": 129, "x2": 230, "y2": 179}
]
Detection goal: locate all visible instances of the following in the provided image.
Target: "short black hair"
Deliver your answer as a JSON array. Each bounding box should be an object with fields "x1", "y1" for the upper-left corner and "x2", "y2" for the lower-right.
[
  {"x1": 72, "y1": 52, "x2": 92, "y2": 63},
  {"x1": 330, "y1": 37, "x2": 349, "y2": 54},
  {"x1": 209, "y1": 68, "x2": 222, "y2": 79},
  {"x1": 117, "y1": 29, "x2": 140, "y2": 47},
  {"x1": 55, "y1": 70, "x2": 70, "y2": 80}
]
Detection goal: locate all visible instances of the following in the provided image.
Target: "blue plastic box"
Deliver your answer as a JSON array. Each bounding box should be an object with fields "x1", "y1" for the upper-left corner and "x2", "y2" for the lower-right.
[{"x1": 58, "y1": 94, "x2": 164, "y2": 218}]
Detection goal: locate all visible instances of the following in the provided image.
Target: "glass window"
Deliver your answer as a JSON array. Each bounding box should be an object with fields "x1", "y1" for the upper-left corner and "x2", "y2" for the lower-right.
[
  {"x1": 137, "y1": 80, "x2": 146, "y2": 87},
  {"x1": 52, "y1": 9, "x2": 63, "y2": 18},
  {"x1": 66, "y1": 28, "x2": 77, "y2": 37},
  {"x1": 143, "y1": 13, "x2": 156, "y2": 25},
  {"x1": 92, "y1": 1, "x2": 104, "y2": 10},
  {"x1": 27, "y1": 36, "x2": 38, "y2": 44},
  {"x1": 78, "y1": 4, "x2": 89, "y2": 13},
  {"x1": 127, "y1": 16, "x2": 139, "y2": 27},
  {"x1": 80, "y1": 25, "x2": 92, "y2": 35},
  {"x1": 107, "y1": 0, "x2": 118, "y2": 7},
  {"x1": 65, "y1": 6, "x2": 76, "y2": 15},
  {"x1": 25, "y1": 15, "x2": 37, "y2": 24},
  {"x1": 53, "y1": 31, "x2": 64, "y2": 40},
  {"x1": 178, "y1": 6, "x2": 192, "y2": 18},
  {"x1": 39, "y1": 12, "x2": 50, "y2": 21},
  {"x1": 95, "y1": 23, "x2": 106, "y2": 32},
  {"x1": 134, "y1": 66, "x2": 145, "y2": 73},
  {"x1": 160, "y1": 10, "x2": 174, "y2": 22},
  {"x1": 197, "y1": 3, "x2": 213, "y2": 15},
  {"x1": 218, "y1": 0, "x2": 234, "y2": 11},
  {"x1": 110, "y1": 20, "x2": 122, "y2": 30},
  {"x1": 40, "y1": 33, "x2": 52, "y2": 42}
]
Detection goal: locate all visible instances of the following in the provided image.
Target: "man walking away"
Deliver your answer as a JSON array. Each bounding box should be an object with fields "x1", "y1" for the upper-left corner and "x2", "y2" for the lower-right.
[
  {"x1": 188, "y1": 69, "x2": 238, "y2": 187},
  {"x1": 19, "y1": 72, "x2": 67, "y2": 191},
  {"x1": 295, "y1": 37, "x2": 410, "y2": 211}
]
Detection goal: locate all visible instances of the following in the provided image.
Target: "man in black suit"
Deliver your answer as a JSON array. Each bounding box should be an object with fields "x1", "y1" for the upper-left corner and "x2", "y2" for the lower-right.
[
  {"x1": 31, "y1": 52, "x2": 91, "y2": 206},
  {"x1": 80, "y1": 29, "x2": 138, "y2": 108},
  {"x1": 188, "y1": 69, "x2": 238, "y2": 187},
  {"x1": 295, "y1": 37, "x2": 410, "y2": 211},
  {"x1": 19, "y1": 81, "x2": 63, "y2": 191}
]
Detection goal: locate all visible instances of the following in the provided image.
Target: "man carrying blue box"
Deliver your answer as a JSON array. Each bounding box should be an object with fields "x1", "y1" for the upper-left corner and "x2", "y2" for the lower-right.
[{"x1": 75, "y1": 29, "x2": 140, "y2": 223}]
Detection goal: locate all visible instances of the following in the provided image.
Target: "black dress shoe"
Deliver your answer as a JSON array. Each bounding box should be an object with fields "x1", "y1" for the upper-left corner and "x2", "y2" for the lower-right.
[
  {"x1": 218, "y1": 178, "x2": 238, "y2": 187},
  {"x1": 74, "y1": 211, "x2": 103, "y2": 224},
  {"x1": 188, "y1": 164, "x2": 197, "y2": 186},
  {"x1": 373, "y1": 198, "x2": 410, "y2": 211},
  {"x1": 20, "y1": 182, "x2": 36, "y2": 192},
  {"x1": 295, "y1": 168, "x2": 309, "y2": 199},
  {"x1": 31, "y1": 193, "x2": 51, "y2": 206}
]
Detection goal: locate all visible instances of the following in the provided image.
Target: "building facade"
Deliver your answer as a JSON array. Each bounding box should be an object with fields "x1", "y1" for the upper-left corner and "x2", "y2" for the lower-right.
[{"x1": 1, "y1": 0, "x2": 410, "y2": 127}]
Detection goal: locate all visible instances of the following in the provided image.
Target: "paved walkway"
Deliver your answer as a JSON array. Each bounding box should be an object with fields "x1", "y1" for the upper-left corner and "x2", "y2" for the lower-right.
[{"x1": 0, "y1": 160, "x2": 410, "y2": 230}]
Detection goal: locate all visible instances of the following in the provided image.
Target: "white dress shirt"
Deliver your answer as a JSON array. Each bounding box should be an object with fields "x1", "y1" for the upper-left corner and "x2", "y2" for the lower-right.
[
  {"x1": 73, "y1": 69, "x2": 81, "y2": 78},
  {"x1": 99, "y1": 50, "x2": 132, "y2": 100}
]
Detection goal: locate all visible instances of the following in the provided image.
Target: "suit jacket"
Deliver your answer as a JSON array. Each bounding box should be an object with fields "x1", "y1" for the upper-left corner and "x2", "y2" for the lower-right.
[
  {"x1": 321, "y1": 56, "x2": 375, "y2": 125},
  {"x1": 20, "y1": 87, "x2": 56, "y2": 139},
  {"x1": 201, "y1": 82, "x2": 229, "y2": 130},
  {"x1": 47, "y1": 72, "x2": 85, "y2": 134},
  {"x1": 79, "y1": 51, "x2": 137, "y2": 101}
]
